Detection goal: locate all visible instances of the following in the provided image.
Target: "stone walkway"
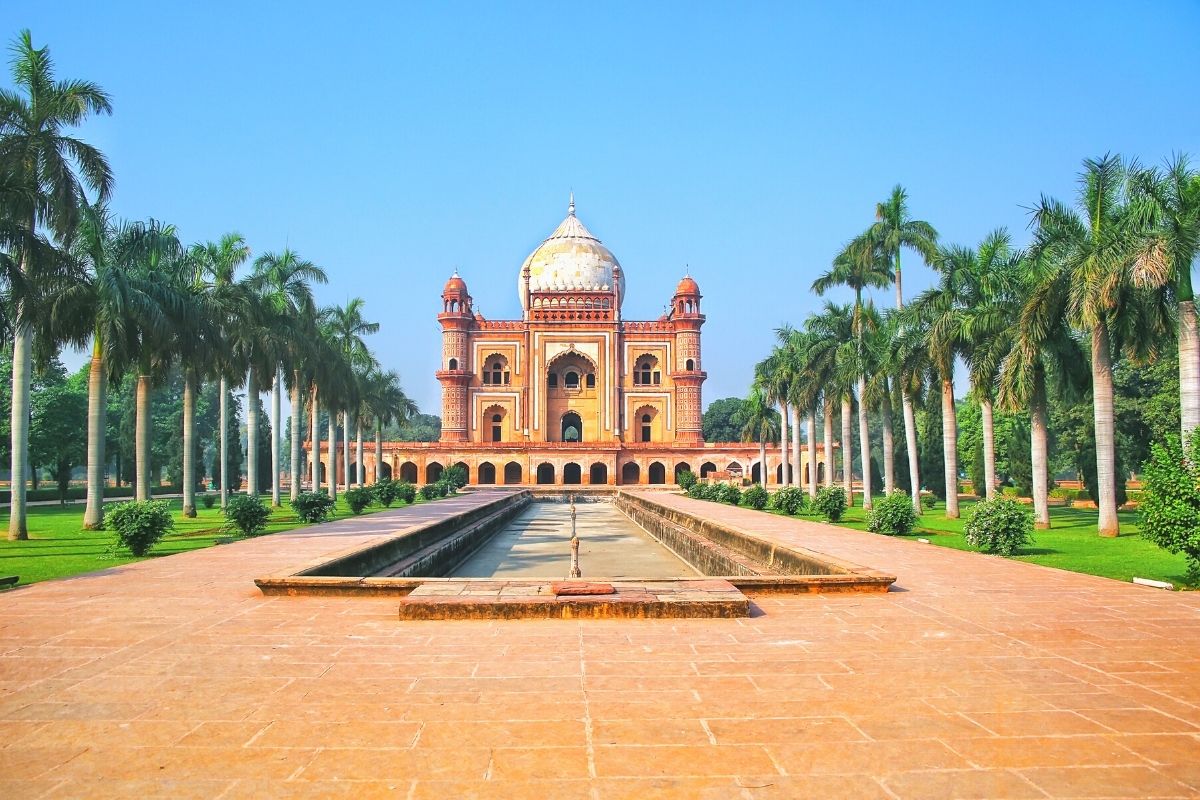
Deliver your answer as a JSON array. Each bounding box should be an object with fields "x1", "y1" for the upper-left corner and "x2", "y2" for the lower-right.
[{"x1": 1, "y1": 490, "x2": 1198, "y2": 798}]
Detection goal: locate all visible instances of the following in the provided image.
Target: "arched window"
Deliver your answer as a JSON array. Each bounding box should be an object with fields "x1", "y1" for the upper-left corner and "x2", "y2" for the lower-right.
[
  {"x1": 448, "y1": 358, "x2": 458, "y2": 371},
  {"x1": 491, "y1": 413, "x2": 503, "y2": 442},
  {"x1": 585, "y1": 373, "x2": 595, "y2": 388},
  {"x1": 641, "y1": 413, "x2": 652, "y2": 443},
  {"x1": 562, "y1": 412, "x2": 582, "y2": 442},
  {"x1": 685, "y1": 358, "x2": 695, "y2": 371},
  {"x1": 565, "y1": 371, "x2": 579, "y2": 388}
]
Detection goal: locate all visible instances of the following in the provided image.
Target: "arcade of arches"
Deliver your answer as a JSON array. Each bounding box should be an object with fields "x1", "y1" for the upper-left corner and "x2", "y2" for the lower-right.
[{"x1": 307, "y1": 200, "x2": 831, "y2": 486}]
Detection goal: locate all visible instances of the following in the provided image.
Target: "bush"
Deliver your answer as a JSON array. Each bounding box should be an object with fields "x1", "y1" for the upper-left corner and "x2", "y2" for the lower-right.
[
  {"x1": 813, "y1": 486, "x2": 847, "y2": 522},
  {"x1": 920, "y1": 493, "x2": 937, "y2": 511},
  {"x1": 420, "y1": 482, "x2": 442, "y2": 500},
  {"x1": 397, "y1": 481, "x2": 417, "y2": 504},
  {"x1": 742, "y1": 484, "x2": 769, "y2": 510},
  {"x1": 345, "y1": 486, "x2": 374, "y2": 515},
  {"x1": 372, "y1": 479, "x2": 399, "y2": 507},
  {"x1": 676, "y1": 469, "x2": 698, "y2": 492},
  {"x1": 771, "y1": 486, "x2": 806, "y2": 516},
  {"x1": 291, "y1": 492, "x2": 335, "y2": 524},
  {"x1": 224, "y1": 494, "x2": 271, "y2": 537},
  {"x1": 686, "y1": 482, "x2": 706, "y2": 500},
  {"x1": 443, "y1": 465, "x2": 468, "y2": 490},
  {"x1": 716, "y1": 482, "x2": 742, "y2": 505},
  {"x1": 106, "y1": 500, "x2": 174, "y2": 557},
  {"x1": 963, "y1": 497, "x2": 1033, "y2": 556},
  {"x1": 868, "y1": 490, "x2": 919, "y2": 536},
  {"x1": 1139, "y1": 434, "x2": 1200, "y2": 581},
  {"x1": 201, "y1": 494, "x2": 216, "y2": 509}
]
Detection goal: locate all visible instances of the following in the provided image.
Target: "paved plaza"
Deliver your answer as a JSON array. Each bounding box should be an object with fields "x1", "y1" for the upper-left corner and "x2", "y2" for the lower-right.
[{"x1": 2, "y1": 491, "x2": 1199, "y2": 798}]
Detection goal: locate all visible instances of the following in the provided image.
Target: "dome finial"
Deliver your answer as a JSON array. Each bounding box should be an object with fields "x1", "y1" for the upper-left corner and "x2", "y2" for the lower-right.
[{"x1": 568, "y1": 191, "x2": 575, "y2": 217}]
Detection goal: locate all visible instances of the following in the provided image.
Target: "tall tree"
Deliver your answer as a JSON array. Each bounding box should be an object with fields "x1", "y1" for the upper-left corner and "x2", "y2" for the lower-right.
[
  {"x1": 741, "y1": 384, "x2": 780, "y2": 489},
  {"x1": 814, "y1": 233, "x2": 893, "y2": 508},
  {"x1": 362, "y1": 368, "x2": 416, "y2": 483},
  {"x1": 1029, "y1": 155, "x2": 1170, "y2": 535},
  {"x1": 806, "y1": 302, "x2": 857, "y2": 504},
  {"x1": 1, "y1": 29, "x2": 112, "y2": 538},
  {"x1": 1128, "y1": 156, "x2": 1200, "y2": 441}
]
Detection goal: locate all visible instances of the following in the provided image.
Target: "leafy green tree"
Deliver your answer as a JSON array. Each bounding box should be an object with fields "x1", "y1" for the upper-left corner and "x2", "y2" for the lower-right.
[
  {"x1": 702, "y1": 397, "x2": 747, "y2": 442},
  {"x1": 1, "y1": 29, "x2": 113, "y2": 539},
  {"x1": 740, "y1": 386, "x2": 780, "y2": 488},
  {"x1": 29, "y1": 365, "x2": 86, "y2": 502},
  {"x1": 1139, "y1": 433, "x2": 1200, "y2": 582}
]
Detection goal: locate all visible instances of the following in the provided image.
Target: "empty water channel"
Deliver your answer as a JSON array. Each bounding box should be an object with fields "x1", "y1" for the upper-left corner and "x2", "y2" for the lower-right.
[
  {"x1": 450, "y1": 500, "x2": 698, "y2": 579},
  {"x1": 255, "y1": 490, "x2": 896, "y2": 597}
]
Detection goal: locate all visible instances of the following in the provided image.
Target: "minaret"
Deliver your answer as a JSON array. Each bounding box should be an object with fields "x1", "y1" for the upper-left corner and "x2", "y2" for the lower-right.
[
  {"x1": 671, "y1": 273, "x2": 706, "y2": 443},
  {"x1": 437, "y1": 271, "x2": 472, "y2": 442}
]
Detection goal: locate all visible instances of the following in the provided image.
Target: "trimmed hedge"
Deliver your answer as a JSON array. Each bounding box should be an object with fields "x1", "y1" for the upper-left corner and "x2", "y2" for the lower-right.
[{"x1": 1, "y1": 484, "x2": 184, "y2": 505}]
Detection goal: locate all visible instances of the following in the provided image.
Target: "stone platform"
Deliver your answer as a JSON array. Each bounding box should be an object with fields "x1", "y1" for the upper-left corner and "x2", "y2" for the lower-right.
[{"x1": 397, "y1": 578, "x2": 749, "y2": 620}]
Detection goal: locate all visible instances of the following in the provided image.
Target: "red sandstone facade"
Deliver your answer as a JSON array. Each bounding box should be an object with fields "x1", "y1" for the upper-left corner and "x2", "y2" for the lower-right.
[{"x1": 316, "y1": 200, "x2": 826, "y2": 486}]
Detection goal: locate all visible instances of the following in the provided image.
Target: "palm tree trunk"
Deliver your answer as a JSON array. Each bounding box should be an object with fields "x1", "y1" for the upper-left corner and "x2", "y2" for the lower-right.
[
  {"x1": 980, "y1": 397, "x2": 997, "y2": 501},
  {"x1": 328, "y1": 412, "x2": 338, "y2": 500},
  {"x1": 857, "y1": 377, "x2": 872, "y2": 509},
  {"x1": 290, "y1": 373, "x2": 302, "y2": 501},
  {"x1": 880, "y1": 378, "x2": 895, "y2": 495},
  {"x1": 83, "y1": 334, "x2": 107, "y2": 530},
  {"x1": 310, "y1": 387, "x2": 320, "y2": 492},
  {"x1": 1179, "y1": 299, "x2": 1199, "y2": 442},
  {"x1": 759, "y1": 439, "x2": 767, "y2": 489},
  {"x1": 823, "y1": 397, "x2": 834, "y2": 487},
  {"x1": 220, "y1": 376, "x2": 228, "y2": 509},
  {"x1": 791, "y1": 403, "x2": 802, "y2": 489},
  {"x1": 135, "y1": 372, "x2": 152, "y2": 502},
  {"x1": 779, "y1": 403, "x2": 789, "y2": 486},
  {"x1": 902, "y1": 390, "x2": 921, "y2": 514},
  {"x1": 941, "y1": 377, "x2": 959, "y2": 519},
  {"x1": 374, "y1": 423, "x2": 383, "y2": 484},
  {"x1": 7, "y1": 277, "x2": 33, "y2": 540},
  {"x1": 182, "y1": 370, "x2": 196, "y2": 517},
  {"x1": 1091, "y1": 323, "x2": 1119, "y2": 537},
  {"x1": 342, "y1": 410, "x2": 351, "y2": 491},
  {"x1": 246, "y1": 370, "x2": 258, "y2": 497},
  {"x1": 1031, "y1": 372, "x2": 1051, "y2": 530},
  {"x1": 355, "y1": 417, "x2": 364, "y2": 487},
  {"x1": 841, "y1": 396, "x2": 854, "y2": 506},
  {"x1": 806, "y1": 411, "x2": 817, "y2": 499},
  {"x1": 271, "y1": 370, "x2": 281, "y2": 507}
]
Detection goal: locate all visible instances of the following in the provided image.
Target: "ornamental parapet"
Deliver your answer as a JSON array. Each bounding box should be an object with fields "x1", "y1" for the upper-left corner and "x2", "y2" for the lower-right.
[{"x1": 622, "y1": 320, "x2": 673, "y2": 333}]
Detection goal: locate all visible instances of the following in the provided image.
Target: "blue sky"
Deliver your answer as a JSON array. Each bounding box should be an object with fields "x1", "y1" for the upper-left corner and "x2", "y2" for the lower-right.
[{"x1": 19, "y1": 1, "x2": 1200, "y2": 414}]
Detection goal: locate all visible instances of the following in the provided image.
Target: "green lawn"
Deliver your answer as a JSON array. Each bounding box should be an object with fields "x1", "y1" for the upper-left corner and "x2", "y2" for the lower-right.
[
  {"x1": 810, "y1": 497, "x2": 1192, "y2": 588},
  {"x1": 0, "y1": 494, "x2": 428, "y2": 587}
]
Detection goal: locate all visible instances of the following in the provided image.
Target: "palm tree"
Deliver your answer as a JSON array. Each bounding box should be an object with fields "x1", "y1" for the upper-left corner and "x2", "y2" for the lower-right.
[
  {"x1": 362, "y1": 368, "x2": 415, "y2": 483},
  {"x1": 1, "y1": 30, "x2": 112, "y2": 539},
  {"x1": 806, "y1": 303, "x2": 857, "y2": 504},
  {"x1": 754, "y1": 350, "x2": 791, "y2": 486},
  {"x1": 871, "y1": 186, "x2": 937, "y2": 510},
  {"x1": 191, "y1": 234, "x2": 251, "y2": 508},
  {"x1": 905, "y1": 243, "x2": 976, "y2": 518},
  {"x1": 322, "y1": 299, "x2": 379, "y2": 490},
  {"x1": 1128, "y1": 156, "x2": 1200, "y2": 441},
  {"x1": 1029, "y1": 155, "x2": 1170, "y2": 536},
  {"x1": 860, "y1": 303, "x2": 894, "y2": 495},
  {"x1": 814, "y1": 233, "x2": 893, "y2": 508},
  {"x1": 889, "y1": 308, "x2": 932, "y2": 513},
  {"x1": 249, "y1": 249, "x2": 327, "y2": 504},
  {"x1": 741, "y1": 384, "x2": 780, "y2": 489}
]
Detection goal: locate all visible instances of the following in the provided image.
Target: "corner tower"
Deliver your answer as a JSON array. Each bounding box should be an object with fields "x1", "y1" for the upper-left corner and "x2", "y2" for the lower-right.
[
  {"x1": 671, "y1": 274, "x2": 706, "y2": 442},
  {"x1": 437, "y1": 271, "x2": 472, "y2": 442}
]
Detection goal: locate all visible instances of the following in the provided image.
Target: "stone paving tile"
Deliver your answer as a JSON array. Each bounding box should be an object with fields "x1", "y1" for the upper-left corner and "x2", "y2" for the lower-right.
[{"x1": 1, "y1": 490, "x2": 1199, "y2": 797}]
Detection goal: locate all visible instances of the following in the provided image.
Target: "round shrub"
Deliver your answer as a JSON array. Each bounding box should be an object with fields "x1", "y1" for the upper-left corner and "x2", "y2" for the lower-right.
[
  {"x1": 224, "y1": 494, "x2": 271, "y2": 537},
  {"x1": 742, "y1": 484, "x2": 769, "y2": 510},
  {"x1": 813, "y1": 486, "x2": 847, "y2": 522},
  {"x1": 868, "y1": 490, "x2": 919, "y2": 536},
  {"x1": 443, "y1": 465, "x2": 468, "y2": 490},
  {"x1": 686, "y1": 482, "x2": 706, "y2": 500},
  {"x1": 1139, "y1": 434, "x2": 1200, "y2": 580},
  {"x1": 419, "y1": 482, "x2": 442, "y2": 500},
  {"x1": 397, "y1": 481, "x2": 417, "y2": 504},
  {"x1": 771, "y1": 486, "x2": 806, "y2": 516},
  {"x1": 717, "y1": 482, "x2": 742, "y2": 505},
  {"x1": 676, "y1": 469, "x2": 698, "y2": 492},
  {"x1": 291, "y1": 492, "x2": 335, "y2": 524},
  {"x1": 345, "y1": 486, "x2": 374, "y2": 516},
  {"x1": 106, "y1": 500, "x2": 174, "y2": 557},
  {"x1": 963, "y1": 497, "x2": 1033, "y2": 555},
  {"x1": 201, "y1": 494, "x2": 216, "y2": 509},
  {"x1": 372, "y1": 478, "x2": 399, "y2": 507},
  {"x1": 919, "y1": 492, "x2": 937, "y2": 511}
]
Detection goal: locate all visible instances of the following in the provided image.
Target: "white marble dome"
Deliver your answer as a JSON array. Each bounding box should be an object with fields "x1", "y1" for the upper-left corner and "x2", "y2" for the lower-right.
[{"x1": 519, "y1": 198, "x2": 625, "y2": 303}]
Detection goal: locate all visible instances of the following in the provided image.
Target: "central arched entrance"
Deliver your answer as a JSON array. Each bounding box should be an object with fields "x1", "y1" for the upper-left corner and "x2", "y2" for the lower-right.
[
  {"x1": 589, "y1": 462, "x2": 608, "y2": 485},
  {"x1": 561, "y1": 412, "x2": 582, "y2": 442},
  {"x1": 536, "y1": 462, "x2": 555, "y2": 485},
  {"x1": 563, "y1": 463, "x2": 581, "y2": 484}
]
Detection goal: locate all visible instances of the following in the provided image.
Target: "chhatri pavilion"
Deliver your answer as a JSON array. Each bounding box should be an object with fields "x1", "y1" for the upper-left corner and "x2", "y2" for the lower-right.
[{"x1": 318, "y1": 198, "x2": 827, "y2": 487}]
